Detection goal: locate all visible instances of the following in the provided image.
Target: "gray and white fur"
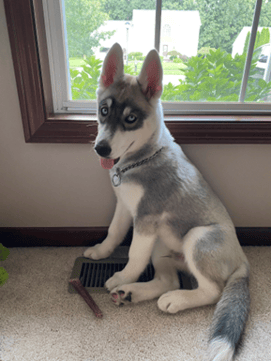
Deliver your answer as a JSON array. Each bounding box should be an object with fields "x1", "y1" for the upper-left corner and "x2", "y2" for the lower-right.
[{"x1": 84, "y1": 43, "x2": 250, "y2": 361}]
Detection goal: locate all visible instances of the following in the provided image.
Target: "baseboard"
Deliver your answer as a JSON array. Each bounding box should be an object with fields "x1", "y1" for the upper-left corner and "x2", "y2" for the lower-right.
[
  {"x1": 0, "y1": 227, "x2": 132, "y2": 247},
  {"x1": 236, "y1": 227, "x2": 271, "y2": 246},
  {"x1": 0, "y1": 227, "x2": 270, "y2": 247}
]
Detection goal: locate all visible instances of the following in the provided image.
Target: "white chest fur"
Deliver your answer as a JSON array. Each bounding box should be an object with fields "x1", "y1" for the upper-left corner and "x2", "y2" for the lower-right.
[{"x1": 114, "y1": 182, "x2": 144, "y2": 217}]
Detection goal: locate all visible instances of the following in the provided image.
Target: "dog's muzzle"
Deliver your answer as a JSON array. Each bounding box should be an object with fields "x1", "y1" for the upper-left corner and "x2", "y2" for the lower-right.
[
  {"x1": 95, "y1": 141, "x2": 120, "y2": 170},
  {"x1": 94, "y1": 141, "x2": 112, "y2": 158}
]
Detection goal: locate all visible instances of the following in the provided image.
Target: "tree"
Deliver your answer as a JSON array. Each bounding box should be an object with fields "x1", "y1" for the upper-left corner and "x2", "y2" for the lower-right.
[
  {"x1": 162, "y1": 0, "x2": 197, "y2": 11},
  {"x1": 259, "y1": 0, "x2": 271, "y2": 28},
  {"x1": 243, "y1": 28, "x2": 271, "y2": 54},
  {"x1": 162, "y1": 0, "x2": 256, "y2": 52},
  {"x1": 259, "y1": 28, "x2": 270, "y2": 47},
  {"x1": 64, "y1": 0, "x2": 113, "y2": 57},
  {"x1": 243, "y1": 31, "x2": 251, "y2": 55},
  {"x1": 102, "y1": 0, "x2": 155, "y2": 20},
  {"x1": 193, "y1": 0, "x2": 255, "y2": 53}
]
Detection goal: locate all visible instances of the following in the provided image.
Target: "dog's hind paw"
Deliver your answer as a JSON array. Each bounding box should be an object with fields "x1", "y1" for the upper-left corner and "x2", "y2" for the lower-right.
[{"x1": 158, "y1": 290, "x2": 183, "y2": 313}]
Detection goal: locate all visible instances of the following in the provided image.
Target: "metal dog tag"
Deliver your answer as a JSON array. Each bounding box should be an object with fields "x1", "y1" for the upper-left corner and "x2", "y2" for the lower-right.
[{"x1": 112, "y1": 171, "x2": 121, "y2": 187}]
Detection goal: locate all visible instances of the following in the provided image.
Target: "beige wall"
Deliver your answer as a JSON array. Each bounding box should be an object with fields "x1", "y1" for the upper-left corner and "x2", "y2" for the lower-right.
[{"x1": 0, "y1": 0, "x2": 270, "y2": 228}]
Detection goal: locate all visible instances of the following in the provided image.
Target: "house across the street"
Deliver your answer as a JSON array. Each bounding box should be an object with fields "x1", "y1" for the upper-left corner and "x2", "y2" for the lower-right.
[{"x1": 93, "y1": 10, "x2": 201, "y2": 60}]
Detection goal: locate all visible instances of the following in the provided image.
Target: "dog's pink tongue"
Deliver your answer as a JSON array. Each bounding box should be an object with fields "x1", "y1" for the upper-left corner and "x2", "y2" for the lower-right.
[{"x1": 100, "y1": 158, "x2": 115, "y2": 170}]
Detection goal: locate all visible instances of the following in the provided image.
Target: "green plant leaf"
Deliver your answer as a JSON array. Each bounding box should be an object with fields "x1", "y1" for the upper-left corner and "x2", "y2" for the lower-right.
[
  {"x1": 0, "y1": 244, "x2": 9, "y2": 261},
  {"x1": 0, "y1": 267, "x2": 9, "y2": 287}
]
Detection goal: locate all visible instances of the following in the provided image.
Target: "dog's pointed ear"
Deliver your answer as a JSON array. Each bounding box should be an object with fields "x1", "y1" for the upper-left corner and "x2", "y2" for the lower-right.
[
  {"x1": 137, "y1": 49, "x2": 163, "y2": 100},
  {"x1": 99, "y1": 43, "x2": 124, "y2": 88}
]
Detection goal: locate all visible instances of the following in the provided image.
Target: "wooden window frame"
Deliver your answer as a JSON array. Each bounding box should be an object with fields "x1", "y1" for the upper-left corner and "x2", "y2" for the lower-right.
[{"x1": 4, "y1": 0, "x2": 271, "y2": 144}]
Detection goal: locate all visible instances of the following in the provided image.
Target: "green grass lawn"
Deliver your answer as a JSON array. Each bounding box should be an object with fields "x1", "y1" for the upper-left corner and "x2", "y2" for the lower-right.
[
  {"x1": 69, "y1": 58, "x2": 186, "y2": 75},
  {"x1": 161, "y1": 62, "x2": 186, "y2": 75},
  {"x1": 134, "y1": 61, "x2": 186, "y2": 75},
  {"x1": 69, "y1": 58, "x2": 86, "y2": 68}
]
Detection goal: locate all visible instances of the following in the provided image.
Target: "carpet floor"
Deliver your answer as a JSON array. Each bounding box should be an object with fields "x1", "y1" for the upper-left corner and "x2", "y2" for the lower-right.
[{"x1": 0, "y1": 246, "x2": 270, "y2": 361}]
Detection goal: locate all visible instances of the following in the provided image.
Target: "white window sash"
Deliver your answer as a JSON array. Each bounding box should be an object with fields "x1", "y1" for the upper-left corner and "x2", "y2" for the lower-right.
[
  {"x1": 239, "y1": 0, "x2": 262, "y2": 102},
  {"x1": 42, "y1": 0, "x2": 72, "y2": 113},
  {"x1": 42, "y1": 0, "x2": 268, "y2": 115}
]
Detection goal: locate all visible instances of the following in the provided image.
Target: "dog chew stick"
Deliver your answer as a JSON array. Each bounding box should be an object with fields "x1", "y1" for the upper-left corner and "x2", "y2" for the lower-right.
[{"x1": 69, "y1": 278, "x2": 103, "y2": 318}]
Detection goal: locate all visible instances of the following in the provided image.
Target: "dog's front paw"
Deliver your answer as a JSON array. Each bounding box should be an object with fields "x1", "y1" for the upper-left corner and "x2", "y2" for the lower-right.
[
  {"x1": 83, "y1": 244, "x2": 111, "y2": 260},
  {"x1": 110, "y1": 287, "x2": 133, "y2": 306},
  {"x1": 105, "y1": 270, "x2": 133, "y2": 292},
  {"x1": 105, "y1": 271, "x2": 127, "y2": 291}
]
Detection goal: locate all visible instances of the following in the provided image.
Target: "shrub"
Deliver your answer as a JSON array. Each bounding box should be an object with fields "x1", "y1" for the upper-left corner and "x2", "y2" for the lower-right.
[
  {"x1": 173, "y1": 58, "x2": 183, "y2": 63},
  {"x1": 70, "y1": 56, "x2": 102, "y2": 100},
  {"x1": 168, "y1": 50, "x2": 181, "y2": 58},
  {"x1": 179, "y1": 54, "x2": 189, "y2": 62},
  {"x1": 162, "y1": 48, "x2": 271, "y2": 102},
  {"x1": 70, "y1": 50, "x2": 271, "y2": 103},
  {"x1": 124, "y1": 64, "x2": 137, "y2": 76},
  {"x1": 197, "y1": 47, "x2": 216, "y2": 57},
  {"x1": 128, "y1": 52, "x2": 143, "y2": 59}
]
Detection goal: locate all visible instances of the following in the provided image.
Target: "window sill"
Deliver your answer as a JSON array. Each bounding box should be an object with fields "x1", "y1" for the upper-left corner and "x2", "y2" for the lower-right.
[{"x1": 23, "y1": 113, "x2": 271, "y2": 144}]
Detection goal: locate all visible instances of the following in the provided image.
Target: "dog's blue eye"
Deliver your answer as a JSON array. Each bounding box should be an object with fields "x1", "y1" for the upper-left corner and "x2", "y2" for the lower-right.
[
  {"x1": 126, "y1": 114, "x2": 137, "y2": 123},
  {"x1": 101, "y1": 106, "x2": 108, "y2": 116}
]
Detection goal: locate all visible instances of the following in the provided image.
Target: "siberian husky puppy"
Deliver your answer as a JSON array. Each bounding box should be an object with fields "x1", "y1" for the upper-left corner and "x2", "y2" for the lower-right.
[{"x1": 84, "y1": 43, "x2": 250, "y2": 361}]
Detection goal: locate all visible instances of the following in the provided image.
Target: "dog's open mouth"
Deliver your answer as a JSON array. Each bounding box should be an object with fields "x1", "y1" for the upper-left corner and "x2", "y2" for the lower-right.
[{"x1": 100, "y1": 157, "x2": 120, "y2": 170}]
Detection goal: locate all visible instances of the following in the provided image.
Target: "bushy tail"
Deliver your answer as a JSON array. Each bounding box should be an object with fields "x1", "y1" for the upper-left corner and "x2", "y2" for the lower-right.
[{"x1": 208, "y1": 263, "x2": 250, "y2": 361}]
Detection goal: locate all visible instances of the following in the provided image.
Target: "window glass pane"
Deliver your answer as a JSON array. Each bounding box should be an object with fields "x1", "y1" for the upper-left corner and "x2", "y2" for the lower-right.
[
  {"x1": 64, "y1": 0, "x2": 156, "y2": 101},
  {"x1": 63, "y1": 0, "x2": 271, "y2": 104},
  {"x1": 160, "y1": 0, "x2": 271, "y2": 103}
]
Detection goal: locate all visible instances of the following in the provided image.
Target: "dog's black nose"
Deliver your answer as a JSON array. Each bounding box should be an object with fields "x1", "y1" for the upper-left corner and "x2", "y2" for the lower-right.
[{"x1": 94, "y1": 141, "x2": 112, "y2": 158}]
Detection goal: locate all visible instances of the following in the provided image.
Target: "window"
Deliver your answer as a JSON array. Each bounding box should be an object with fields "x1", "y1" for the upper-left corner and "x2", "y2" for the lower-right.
[
  {"x1": 163, "y1": 44, "x2": 169, "y2": 57},
  {"x1": 43, "y1": 0, "x2": 271, "y2": 114},
  {"x1": 4, "y1": 0, "x2": 271, "y2": 144},
  {"x1": 163, "y1": 24, "x2": 171, "y2": 37}
]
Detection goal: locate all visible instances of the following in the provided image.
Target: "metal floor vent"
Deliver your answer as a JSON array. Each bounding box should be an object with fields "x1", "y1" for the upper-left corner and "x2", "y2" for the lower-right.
[
  {"x1": 69, "y1": 246, "x2": 193, "y2": 293},
  {"x1": 69, "y1": 246, "x2": 155, "y2": 293}
]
